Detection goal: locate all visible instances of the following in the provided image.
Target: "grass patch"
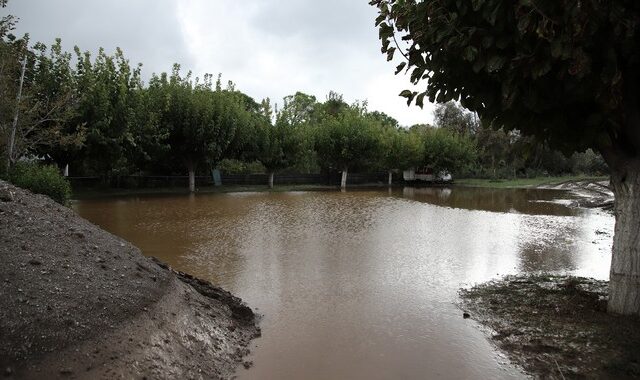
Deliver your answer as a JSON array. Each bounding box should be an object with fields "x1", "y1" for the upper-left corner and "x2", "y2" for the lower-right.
[{"x1": 459, "y1": 275, "x2": 640, "y2": 379}]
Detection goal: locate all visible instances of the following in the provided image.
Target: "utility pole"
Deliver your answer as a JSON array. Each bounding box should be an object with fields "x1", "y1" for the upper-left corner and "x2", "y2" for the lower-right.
[{"x1": 6, "y1": 55, "x2": 27, "y2": 173}]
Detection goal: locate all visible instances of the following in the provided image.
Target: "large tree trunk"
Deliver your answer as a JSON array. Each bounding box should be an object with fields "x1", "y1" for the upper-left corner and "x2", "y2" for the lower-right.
[
  {"x1": 388, "y1": 170, "x2": 393, "y2": 186},
  {"x1": 268, "y1": 171, "x2": 274, "y2": 189},
  {"x1": 341, "y1": 167, "x2": 348, "y2": 189},
  {"x1": 608, "y1": 159, "x2": 640, "y2": 315}
]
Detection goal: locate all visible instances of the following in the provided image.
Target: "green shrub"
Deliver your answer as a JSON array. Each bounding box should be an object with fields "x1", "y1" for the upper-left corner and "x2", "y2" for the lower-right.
[{"x1": 9, "y1": 162, "x2": 71, "y2": 205}]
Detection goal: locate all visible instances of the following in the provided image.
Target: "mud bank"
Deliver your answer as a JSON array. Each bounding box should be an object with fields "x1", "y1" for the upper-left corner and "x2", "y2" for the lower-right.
[
  {"x1": 0, "y1": 180, "x2": 260, "y2": 379},
  {"x1": 460, "y1": 275, "x2": 640, "y2": 379},
  {"x1": 538, "y1": 179, "x2": 614, "y2": 210}
]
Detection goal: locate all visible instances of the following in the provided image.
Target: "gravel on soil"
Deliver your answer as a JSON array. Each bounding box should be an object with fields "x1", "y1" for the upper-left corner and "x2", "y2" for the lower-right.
[{"x1": 0, "y1": 180, "x2": 260, "y2": 379}]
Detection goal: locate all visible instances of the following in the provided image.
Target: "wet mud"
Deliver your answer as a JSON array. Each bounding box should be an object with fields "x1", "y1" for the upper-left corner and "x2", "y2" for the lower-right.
[{"x1": 460, "y1": 275, "x2": 640, "y2": 379}]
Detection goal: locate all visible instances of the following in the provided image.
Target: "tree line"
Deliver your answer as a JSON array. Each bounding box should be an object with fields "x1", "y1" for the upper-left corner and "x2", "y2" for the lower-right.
[{"x1": 0, "y1": 8, "x2": 605, "y2": 192}]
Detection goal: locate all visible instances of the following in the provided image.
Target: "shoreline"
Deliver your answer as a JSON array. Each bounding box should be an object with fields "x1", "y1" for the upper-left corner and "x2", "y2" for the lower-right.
[{"x1": 70, "y1": 175, "x2": 608, "y2": 200}]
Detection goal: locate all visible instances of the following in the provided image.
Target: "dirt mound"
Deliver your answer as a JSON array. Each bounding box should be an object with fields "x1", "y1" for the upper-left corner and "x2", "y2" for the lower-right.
[{"x1": 0, "y1": 180, "x2": 259, "y2": 379}]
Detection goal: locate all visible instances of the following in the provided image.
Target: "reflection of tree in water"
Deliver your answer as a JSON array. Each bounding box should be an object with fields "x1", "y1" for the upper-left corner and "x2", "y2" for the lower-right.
[
  {"x1": 515, "y1": 215, "x2": 580, "y2": 272},
  {"x1": 400, "y1": 186, "x2": 577, "y2": 216}
]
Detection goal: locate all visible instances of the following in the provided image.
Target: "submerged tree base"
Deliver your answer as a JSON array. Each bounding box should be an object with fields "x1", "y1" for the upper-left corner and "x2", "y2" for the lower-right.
[{"x1": 459, "y1": 275, "x2": 640, "y2": 379}]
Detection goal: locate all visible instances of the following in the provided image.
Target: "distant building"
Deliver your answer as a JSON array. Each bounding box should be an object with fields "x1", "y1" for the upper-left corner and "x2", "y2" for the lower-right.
[{"x1": 403, "y1": 167, "x2": 452, "y2": 183}]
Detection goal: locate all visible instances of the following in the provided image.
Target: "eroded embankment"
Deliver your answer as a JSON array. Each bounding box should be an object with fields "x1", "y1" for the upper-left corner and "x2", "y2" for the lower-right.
[
  {"x1": 460, "y1": 275, "x2": 640, "y2": 379},
  {"x1": 538, "y1": 179, "x2": 614, "y2": 210},
  {"x1": 0, "y1": 180, "x2": 260, "y2": 379}
]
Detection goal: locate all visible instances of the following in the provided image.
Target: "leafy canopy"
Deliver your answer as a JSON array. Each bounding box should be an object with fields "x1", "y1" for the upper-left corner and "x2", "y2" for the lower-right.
[
  {"x1": 314, "y1": 105, "x2": 381, "y2": 171},
  {"x1": 378, "y1": 127, "x2": 424, "y2": 171},
  {"x1": 257, "y1": 111, "x2": 304, "y2": 172},
  {"x1": 421, "y1": 127, "x2": 477, "y2": 174},
  {"x1": 371, "y1": 0, "x2": 640, "y2": 157}
]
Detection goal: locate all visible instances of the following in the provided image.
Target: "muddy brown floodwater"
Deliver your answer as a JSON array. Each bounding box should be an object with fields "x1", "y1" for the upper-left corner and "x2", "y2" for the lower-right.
[{"x1": 73, "y1": 187, "x2": 614, "y2": 379}]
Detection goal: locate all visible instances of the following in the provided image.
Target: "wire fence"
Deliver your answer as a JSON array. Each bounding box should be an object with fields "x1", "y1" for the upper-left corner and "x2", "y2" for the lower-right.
[{"x1": 67, "y1": 172, "x2": 394, "y2": 189}]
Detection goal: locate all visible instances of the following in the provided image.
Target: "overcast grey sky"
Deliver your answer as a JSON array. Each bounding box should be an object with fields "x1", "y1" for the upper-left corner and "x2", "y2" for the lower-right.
[{"x1": 5, "y1": 0, "x2": 435, "y2": 125}]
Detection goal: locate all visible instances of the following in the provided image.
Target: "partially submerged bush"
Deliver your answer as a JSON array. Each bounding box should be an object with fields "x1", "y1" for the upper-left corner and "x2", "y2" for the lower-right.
[{"x1": 9, "y1": 162, "x2": 71, "y2": 205}]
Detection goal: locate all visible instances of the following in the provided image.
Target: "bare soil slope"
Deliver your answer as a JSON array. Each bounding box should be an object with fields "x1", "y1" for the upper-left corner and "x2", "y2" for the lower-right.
[{"x1": 0, "y1": 180, "x2": 260, "y2": 379}]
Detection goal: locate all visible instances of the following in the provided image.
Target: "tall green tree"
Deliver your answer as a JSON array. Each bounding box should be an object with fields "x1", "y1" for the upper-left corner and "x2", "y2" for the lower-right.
[
  {"x1": 421, "y1": 127, "x2": 477, "y2": 176},
  {"x1": 372, "y1": 0, "x2": 640, "y2": 314},
  {"x1": 223, "y1": 88, "x2": 261, "y2": 166},
  {"x1": 0, "y1": 2, "x2": 80, "y2": 174},
  {"x1": 71, "y1": 47, "x2": 142, "y2": 179},
  {"x1": 434, "y1": 101, "x2": 478, "y2": 135},
  {"x1": 315, "y1": 105, "x2": 381, "y2": 188},
  {"x1": 278, "y1": 92, "x2": 321, "y2": 173},
  {"x1": 378, "y1": 127, "x2": 424, "y2": 185},
  {"x1": 257, "y1": 109, "x2": 304, "y2": 188},
  {"x1": 159, "y1": 66, "x2": 246, "y2": 192},
  {"x1": 474, "y1": 126, "x2": 511, "y2": 178},
  {"x1": 1, "y1": 33, "x2": 79, "y2": 173},
  {"x1": 279, "y1": 92, "x2": 318, "y2": 126},
  {"x1": 30, "y1": 40, "x2": 85, "y2": 174}
]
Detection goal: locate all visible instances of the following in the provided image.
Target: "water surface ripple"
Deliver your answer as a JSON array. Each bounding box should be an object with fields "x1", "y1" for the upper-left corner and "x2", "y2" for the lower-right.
[{"x1": 74, "y1": 187, "x2": 614, "y2": 379}]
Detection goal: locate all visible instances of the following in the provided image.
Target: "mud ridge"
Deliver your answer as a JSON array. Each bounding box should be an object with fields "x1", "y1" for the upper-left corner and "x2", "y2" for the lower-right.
[{"x1": 0, "y1": 180, "x2": 260, "y2": 379}]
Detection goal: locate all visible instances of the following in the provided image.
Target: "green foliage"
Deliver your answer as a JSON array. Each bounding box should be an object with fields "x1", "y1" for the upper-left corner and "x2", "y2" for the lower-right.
[
  {"x1": 473, "y1": 126, "x2": 512, "y2": 178},
  {"x1": 258, "y1": 114, "x2": 304, "y2": 173},
  {"x1": 29, "y1": 40, "x2": 84, "y2": 164},
  {"x1": 378, "y1": 127, "x2": 424, "y2": 171},
  {"x1": 279, "y1": 92, "x2": 318, "y2": 126},
  {"x1": 314, "y1": 106, "x2": 381, "y2": 172},
  {"x1": 434, "y1": 101, "x2": 479, "y2": 135},
  {"x1": 72, "y1": 47, "x2": 144, "y2": 177},
  {"x1": 0, "y1": 10, "x2": 613, "y2": 188},
  {"x1": 369, "y1": 110, "x2": 400, "y2": 129},
  {"x1": 421, "y1": 127, "x2": 477, "y2": 174},
  {"x1": 570, "y1": 149, "x2": 608, "y2": 175},
  {"x1": 371, "y1": 0, "x2": 640, "y2": 158},
  {"x1": 9, "y1": 161, "x2": 71, "y2": 204},
  {"x1": 318, "y1": 91, "x2": 350, "y2": 118},
  {"x1": 150, "y1": 67, "x2": 250, "y2": 177}
]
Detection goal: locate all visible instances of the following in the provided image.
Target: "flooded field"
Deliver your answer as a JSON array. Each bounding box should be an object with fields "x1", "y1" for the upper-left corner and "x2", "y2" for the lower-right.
[{"x1": 74, "y1": 186, "x2": 614, "y2": 379}]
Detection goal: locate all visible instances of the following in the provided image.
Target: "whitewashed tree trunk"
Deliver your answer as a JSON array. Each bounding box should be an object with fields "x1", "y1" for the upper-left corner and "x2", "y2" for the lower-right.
[
  {"x1": 186, "y1": 161, "x2": 196, "y2": 193},
  {"x1": 388, "y1": 170, "x2": 393, "y2": 186},
  {"x1": 6, "y1": 56, "x2": 27, "y2": 173},
  {"x1": 268, "y1": 172, "x2": 274, "y2": 189},
  {"x1": 188, "y1": 170, "x2": 195, "y2": 193},
  {"x1": 63, "y1": 164, "x2": 69, "y2": 177},
  {"x1": 341, "y1": 167, "x2": 348, "y2": 189},
  {"x1": 608, "y1": 159, "x2": 640, "y2": 315}
]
